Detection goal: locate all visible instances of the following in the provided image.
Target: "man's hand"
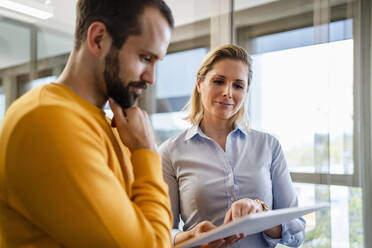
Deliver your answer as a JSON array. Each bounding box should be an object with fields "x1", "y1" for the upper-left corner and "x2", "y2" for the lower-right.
[
  {"x1": 109, "y1": 98, "x2": 156, "y2": 152},
  {"x1": 175, "y1": 221, "x2": 244, "y2": 248}
]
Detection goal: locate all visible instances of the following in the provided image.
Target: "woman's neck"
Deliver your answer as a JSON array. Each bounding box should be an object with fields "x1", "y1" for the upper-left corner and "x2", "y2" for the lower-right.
[{"x1": 199, "y1": 115, "x2": 235, "y2": 150}]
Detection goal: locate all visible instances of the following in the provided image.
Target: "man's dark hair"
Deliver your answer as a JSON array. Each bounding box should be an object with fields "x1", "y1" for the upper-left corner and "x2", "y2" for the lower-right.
[{"x1": 74, "y1": 0, "x2": 174, "y2": 50}]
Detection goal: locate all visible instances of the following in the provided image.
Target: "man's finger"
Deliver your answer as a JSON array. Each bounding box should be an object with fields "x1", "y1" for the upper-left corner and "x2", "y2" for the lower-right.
[{"x1": 109, "y1": 98, "x2": 127, "y2": 124}]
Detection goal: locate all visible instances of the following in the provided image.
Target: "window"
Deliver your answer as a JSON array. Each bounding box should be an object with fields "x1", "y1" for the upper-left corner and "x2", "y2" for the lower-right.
[
  {"x1": 248, "y1": 20, "x2": 353, "y2": 174},
  {"x1": 152, "y1": 48, "x2": 208, "y2": 144},
  {"x1": 152, "y1": 0, "x2": 367, "y2": 247},
  {"x1": 234, "y1": 0, "x2": 363, "y2": 247},
  {"x1": 292, "y1": 183, "x2": 363, "y2": 247},
  {"x1": 28, "y1": 75, "x2": 57, "y2": 91}
]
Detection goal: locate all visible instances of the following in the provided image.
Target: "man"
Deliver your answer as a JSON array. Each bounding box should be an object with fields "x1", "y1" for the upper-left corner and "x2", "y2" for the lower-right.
[{"x1": 0, "y1": 0, "x2": 174, "y2": 247}]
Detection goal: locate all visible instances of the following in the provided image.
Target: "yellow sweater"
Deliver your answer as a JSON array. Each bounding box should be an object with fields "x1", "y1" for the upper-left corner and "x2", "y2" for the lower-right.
[{"x1": 0, "y1": 83, "x2": 172, "y2": 247}]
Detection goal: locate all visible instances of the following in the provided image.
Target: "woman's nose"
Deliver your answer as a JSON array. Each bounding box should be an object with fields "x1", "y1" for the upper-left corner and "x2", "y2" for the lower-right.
[{"x1": 223, "y1": 84, "x2": 232, "y2": 98}]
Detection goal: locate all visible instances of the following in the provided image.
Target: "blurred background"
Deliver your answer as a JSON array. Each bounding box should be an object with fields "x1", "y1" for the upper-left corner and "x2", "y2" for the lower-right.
[{"x1": 0, "y1": 0, "x2": 371, "y2": 247}]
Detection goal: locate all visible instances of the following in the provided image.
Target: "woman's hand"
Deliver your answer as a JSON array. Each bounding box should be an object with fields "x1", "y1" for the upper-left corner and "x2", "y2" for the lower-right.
[
  {"x1": 223, "y1": 198, "x2": 263, "y2": 224},
  {"x1": 223, "y1": 198, "x2": 282, "y2": 239},
  {"x1": 175, "y1": 221, "x2": 244, "y2": 248}
]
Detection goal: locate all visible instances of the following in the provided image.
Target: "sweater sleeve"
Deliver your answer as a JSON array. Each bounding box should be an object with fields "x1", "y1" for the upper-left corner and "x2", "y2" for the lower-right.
[{"x1": 5, "y1": 105, "x2": 172, "y2": 248}]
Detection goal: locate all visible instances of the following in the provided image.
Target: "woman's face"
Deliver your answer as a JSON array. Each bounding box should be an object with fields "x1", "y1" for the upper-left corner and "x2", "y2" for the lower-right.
[{"x1": 197, "y1": 59, "x2": 249, "y2": 122}]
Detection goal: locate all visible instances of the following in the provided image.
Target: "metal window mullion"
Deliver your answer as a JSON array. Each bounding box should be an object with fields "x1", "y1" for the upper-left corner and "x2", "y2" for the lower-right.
[
  {"x1": 290, "y1": 172, "x2": 356, "y2": 187},
  {"x1": 356, "y1": 0, "x2": 372, "y2": 247},
  {"x1": 30, "y1": 25, "x2": 38, "y2": 84},
  {"x1": 210, "y1": 0, "x2": 234, "y2": 49}
]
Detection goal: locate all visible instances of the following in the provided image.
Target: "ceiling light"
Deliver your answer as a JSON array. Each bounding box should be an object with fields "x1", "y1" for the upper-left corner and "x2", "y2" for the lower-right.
[{"x1": 0, "y1": 0, "x2": 53, "y2": 20}]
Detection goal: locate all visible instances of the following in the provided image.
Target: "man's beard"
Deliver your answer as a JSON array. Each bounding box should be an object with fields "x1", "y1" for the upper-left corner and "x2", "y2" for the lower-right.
[{"x1": 103, "y1": 46, "x2": 147, "y2": 109}]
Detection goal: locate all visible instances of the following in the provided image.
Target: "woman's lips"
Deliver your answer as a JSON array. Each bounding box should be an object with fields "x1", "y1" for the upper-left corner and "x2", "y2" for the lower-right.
[{"x1": 215, "y1": 101, "x2": 233, "y2": 107}]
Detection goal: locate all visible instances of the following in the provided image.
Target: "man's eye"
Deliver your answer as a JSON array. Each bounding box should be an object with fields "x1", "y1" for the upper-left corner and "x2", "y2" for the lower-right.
[{"x1": 141, "y1": 55, "x2": 152, "y2": 62}]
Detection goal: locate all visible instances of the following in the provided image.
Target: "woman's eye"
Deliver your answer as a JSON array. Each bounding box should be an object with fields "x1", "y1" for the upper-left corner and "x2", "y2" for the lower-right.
[
  {"x1": 233, "y1": 83, "x2": 244, "y2": 89},
  {"x1": 213, "y1": 80, "x2": 224, "y2": 84}
]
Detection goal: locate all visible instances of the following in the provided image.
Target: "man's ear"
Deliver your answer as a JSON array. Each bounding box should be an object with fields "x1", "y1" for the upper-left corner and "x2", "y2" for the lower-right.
[{"x1": 86, "y1": 22, "x2": 111, "y2": 57}]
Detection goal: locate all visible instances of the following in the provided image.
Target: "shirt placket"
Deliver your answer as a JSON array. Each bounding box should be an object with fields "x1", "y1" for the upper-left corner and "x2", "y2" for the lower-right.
[{"x1": 226, "y1": 134, "x2": 238, "y2": 203}]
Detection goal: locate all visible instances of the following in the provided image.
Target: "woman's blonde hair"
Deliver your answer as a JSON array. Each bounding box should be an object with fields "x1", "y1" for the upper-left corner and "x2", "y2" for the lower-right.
[{"x1": 184, "y1": 44, "x2": 252, "y2": 126}]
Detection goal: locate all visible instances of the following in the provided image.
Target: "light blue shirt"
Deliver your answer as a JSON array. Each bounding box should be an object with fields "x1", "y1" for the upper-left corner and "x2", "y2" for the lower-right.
[{"x1": 159, "y1": 124, "x2": 306, "y2": 248}]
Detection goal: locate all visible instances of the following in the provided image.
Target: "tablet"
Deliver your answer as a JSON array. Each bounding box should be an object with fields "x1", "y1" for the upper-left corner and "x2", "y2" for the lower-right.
[{"x1": 176, "y1": 203, "x2": 329, "y2": 248}]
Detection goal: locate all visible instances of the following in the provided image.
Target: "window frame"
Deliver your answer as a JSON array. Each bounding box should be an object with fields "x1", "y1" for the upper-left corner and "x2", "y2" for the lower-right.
[{"x1": 154, "y1": 0, "x2": 371, "y2": 245}]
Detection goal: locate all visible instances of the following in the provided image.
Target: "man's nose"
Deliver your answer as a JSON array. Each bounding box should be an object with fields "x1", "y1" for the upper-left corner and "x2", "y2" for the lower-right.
[{"x1": 141, "y1": 65, "x2": 155, "y2": 85}]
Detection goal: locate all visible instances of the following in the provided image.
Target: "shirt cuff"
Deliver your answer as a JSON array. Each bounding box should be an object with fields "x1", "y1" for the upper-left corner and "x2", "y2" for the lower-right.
[
  {"x1": 171, "y1": 229, "x2": 182, "y2": 246},
  {"x1": 280, "y1": 219, "x2": 306, "y2": 247},
  {"x1": 263, "y1": 221, "x2": 305, "y2": 248},
  {"x1": 262, "y1": 227, "x2": 282, "y2": 248}
]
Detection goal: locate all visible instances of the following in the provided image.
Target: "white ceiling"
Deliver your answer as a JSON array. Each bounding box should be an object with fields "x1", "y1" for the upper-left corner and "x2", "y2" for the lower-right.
[
  {"x1": 0, "y1": 0, "x2": 278, "y2": 35},
  {"x1": 0, "y1": 0, "x2": 277, "y2": 70}
]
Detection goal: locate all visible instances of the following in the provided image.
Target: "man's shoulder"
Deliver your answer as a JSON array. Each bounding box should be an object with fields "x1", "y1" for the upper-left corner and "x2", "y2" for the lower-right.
[
  {"x1": 2, "y1": 84, "x2": 92, "y2": 133},
  {"x1": 7, "y1": 83, "x2": 73, "y2": 112}
]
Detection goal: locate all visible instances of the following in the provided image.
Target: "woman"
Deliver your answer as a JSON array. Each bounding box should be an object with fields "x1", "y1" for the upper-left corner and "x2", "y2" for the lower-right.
[{"x1": 159, "y1": 44, "x2": 306, "y2": 247}]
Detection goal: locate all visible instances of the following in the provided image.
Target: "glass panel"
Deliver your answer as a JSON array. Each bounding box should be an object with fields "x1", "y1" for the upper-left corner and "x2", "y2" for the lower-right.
[
  {"x1": 235, "y1": 0, "x2": 354, "y2": 175},
  {"x1": 233, "y1": 1, "x2": 362, "y2": 247},
  {"x1": 156, "y1": 48, "x2": 207, "y2": 100},
  {"x1": 165, "y1": 0, "x2": 212, "y2": 26},
  {"x1": 0, "y1": 83, "x2": 5, "y2": 124},
  {"x1": 34, "y1": 28, "x2": 71, "y2": 92},
  {"x1": 0, "y1": 19, "x2": 31, "y2": 114},
  {"x1": 152, "y1": 47, "x2": 208, "y2": 145},
  {"x1": 27, "y1": 75, "x2": 57, "y2": 91},
  {"x1": 0, "y1": 21, "x2": 30, "y2": 70},
  {"x1": 37, "y1": 30, "x2": 73, "y2": 60},
  {"x1": 281, "y1": 183, "x2": 364, "y2": 248},
  {"x1": 248, "y1": 34, "x2": 353, "y2": 174},
  {"x1": 151, "y1": 112, "x2": 190, "y2": 145},
  {"x1": 18, "y1": 29, "x2": 71, "y2": 96}
]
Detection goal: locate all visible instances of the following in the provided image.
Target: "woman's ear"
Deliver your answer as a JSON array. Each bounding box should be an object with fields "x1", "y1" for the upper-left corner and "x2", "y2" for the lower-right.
[{"x1": 196, "y1": 79, "x2": 201, "y2": 93}]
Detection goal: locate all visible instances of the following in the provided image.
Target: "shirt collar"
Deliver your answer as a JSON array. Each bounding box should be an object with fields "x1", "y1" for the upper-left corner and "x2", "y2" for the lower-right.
[
  {"x1": 235, "y1": 122, "x2": 249, "y2": 136},
  {"x1": 184, "y1": 122, "x2": 249, "y2": 141},
  {"x1": 184, "y1": 124, "x2": 200, "y2": 141}
]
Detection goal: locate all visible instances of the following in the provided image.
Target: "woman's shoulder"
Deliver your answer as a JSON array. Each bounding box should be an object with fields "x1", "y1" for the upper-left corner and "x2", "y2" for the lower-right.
[
  {"x1": 158, "y1": 128, "x2": 190, "y2": 154},
  {"x1": 247, "y1": 128, "x2": 277, "y2": 139},
  {"x1": 246, "y1": 128, "x2": 281, "y2": 147}
]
